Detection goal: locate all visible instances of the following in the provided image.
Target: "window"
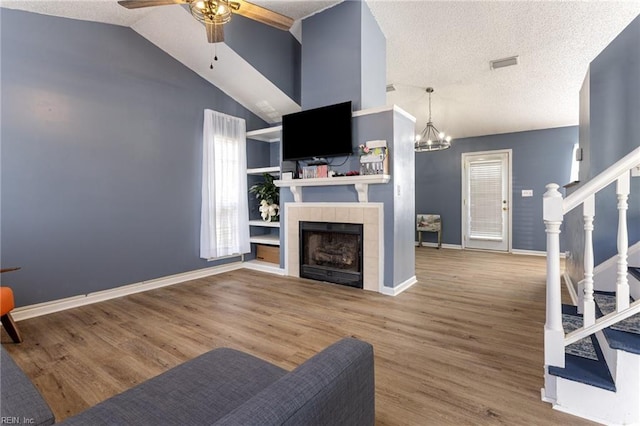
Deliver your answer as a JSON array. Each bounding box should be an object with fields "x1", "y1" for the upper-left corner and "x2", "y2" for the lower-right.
[{"x1": 200, "y1": 110, "x2": 250, "y2": 259}]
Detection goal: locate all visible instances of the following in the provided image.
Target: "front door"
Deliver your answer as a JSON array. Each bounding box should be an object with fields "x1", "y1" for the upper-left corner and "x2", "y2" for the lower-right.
[{"x1": 462, "y1": 150, "x2": 511, "y2": 251}]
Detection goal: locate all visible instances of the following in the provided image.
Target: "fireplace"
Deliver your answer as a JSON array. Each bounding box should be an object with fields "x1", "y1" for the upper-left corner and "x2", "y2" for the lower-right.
[{"x1": 299, "y1": 221, "x2": 363, "y2": 288}]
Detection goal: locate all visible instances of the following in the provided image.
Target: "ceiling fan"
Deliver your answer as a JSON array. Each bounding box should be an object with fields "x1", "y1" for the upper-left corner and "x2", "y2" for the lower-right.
[{"x1": 118, "y1": 0, "x2": 294, "y2": 44}]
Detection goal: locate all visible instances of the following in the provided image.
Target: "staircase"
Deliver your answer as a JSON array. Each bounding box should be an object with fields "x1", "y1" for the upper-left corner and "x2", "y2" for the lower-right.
[{"x1": 542, "y1": 146, "x2": 640, "y2": 425}]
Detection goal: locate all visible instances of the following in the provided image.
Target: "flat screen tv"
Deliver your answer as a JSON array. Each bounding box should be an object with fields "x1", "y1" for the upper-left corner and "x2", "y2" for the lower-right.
[{"x1": 282, "y1": 101, "x2": 353, "y2": 161}]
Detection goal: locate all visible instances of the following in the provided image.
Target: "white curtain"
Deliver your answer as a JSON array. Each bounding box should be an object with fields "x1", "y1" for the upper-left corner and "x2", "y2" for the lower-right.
[{"x1": 200, "y1": 109, "x2": 250, "y2": 259}]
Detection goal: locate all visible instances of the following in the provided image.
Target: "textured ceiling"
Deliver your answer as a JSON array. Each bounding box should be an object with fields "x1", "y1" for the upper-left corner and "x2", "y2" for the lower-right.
[{"x1": 2, "y1": 1, "x2": 640, "y2": 139}]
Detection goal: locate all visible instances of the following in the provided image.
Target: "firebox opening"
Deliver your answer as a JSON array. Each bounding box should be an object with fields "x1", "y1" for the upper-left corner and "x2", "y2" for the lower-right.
[{"x1": 299, "y1": 221, "x2": 363, "y2": 289}]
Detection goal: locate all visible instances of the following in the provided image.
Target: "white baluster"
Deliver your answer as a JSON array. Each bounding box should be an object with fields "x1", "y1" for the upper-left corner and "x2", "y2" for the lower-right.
[
  {"x1": 582, "y1": 195, "x2": 595, "y2": 326},
  {"x1": 616, "y1": 172, "x2": 630, "y2": 312},
  {"x1": 543, "y1": 183, "x2": 565, "y2": 368}
]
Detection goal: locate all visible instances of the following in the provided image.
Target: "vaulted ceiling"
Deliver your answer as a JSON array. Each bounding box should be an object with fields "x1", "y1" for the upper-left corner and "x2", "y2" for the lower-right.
[{"x1": 3, "y1": 1, "x2": 639, "y2": 138}]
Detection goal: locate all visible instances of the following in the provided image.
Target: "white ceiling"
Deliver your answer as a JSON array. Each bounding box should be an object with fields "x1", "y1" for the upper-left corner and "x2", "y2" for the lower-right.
[{"x1": 2, "y1": 1, "x2": 640, "y2": 139}]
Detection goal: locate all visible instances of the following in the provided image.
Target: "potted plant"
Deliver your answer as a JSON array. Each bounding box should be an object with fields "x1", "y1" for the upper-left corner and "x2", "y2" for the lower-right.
[{"x1": 249, "y1": 173, "x2": 280, "y2": 222}]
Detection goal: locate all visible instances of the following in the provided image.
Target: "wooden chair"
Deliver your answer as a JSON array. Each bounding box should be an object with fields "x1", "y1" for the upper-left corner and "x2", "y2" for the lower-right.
[{"x1": 1, "y1": 267, "x2": 23, "y2": 343}]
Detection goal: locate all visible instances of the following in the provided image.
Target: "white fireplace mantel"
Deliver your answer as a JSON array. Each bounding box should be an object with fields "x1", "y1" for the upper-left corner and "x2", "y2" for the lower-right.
[{"x1": 274, "y1": 175, "x2": 390, "y2": 203}]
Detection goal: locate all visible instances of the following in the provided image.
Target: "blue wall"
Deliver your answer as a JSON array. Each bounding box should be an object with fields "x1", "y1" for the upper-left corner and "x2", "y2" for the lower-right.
[
  {"x1": 301, "y1": 0, "x2": 385, "y2": 111},
  {"x1": 0, "y1": 9, "x2": 268, "y2": 306},
  {"x1": 584, "y1": 15, "x2": 640, "y2": 264},
  {"x1": 415, "y1": 127, "x2": 577, "y2": 251},
  {"x1": 225, "y1": 15, "x2": 301, "y2": 104}
]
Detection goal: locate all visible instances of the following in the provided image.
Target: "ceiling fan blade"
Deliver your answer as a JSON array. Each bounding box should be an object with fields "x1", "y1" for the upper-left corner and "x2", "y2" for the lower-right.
[
  {"x1": 233, "y1": 0, "x2": 293, "y2": 31},
  {"x1": 206, "y1": 22, "x2": 225, "y2": 43},
  {"x1": 117, "y1": 0, "x2": 188, "y2": 10}
]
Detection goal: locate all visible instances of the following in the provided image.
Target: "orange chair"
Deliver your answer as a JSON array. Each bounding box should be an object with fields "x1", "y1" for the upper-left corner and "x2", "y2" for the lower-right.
[{"x1": 1, "y1": 267, "x2": 23, "y2": 343}]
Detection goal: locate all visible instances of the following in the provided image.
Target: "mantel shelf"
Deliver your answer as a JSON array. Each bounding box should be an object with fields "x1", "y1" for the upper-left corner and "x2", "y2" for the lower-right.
[{"x1": 274, "y1": 175, "x2": 390, "y2": 203}]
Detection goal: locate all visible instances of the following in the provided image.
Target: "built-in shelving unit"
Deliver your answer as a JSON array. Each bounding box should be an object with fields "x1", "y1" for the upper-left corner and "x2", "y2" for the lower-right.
[{"x1": 247, "y1": 126, "x2": 282, "y2": 257}]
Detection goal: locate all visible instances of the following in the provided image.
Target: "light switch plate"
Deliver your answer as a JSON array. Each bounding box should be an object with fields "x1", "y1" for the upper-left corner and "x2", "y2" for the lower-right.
[{"x1": 522, "y1": 189, "x2": 533, "y2": 197}]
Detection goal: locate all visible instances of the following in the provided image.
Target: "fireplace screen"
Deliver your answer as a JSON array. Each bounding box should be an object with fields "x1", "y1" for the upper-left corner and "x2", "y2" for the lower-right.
[{"x1": 299, "y1": 222, "x2": 363, "y2": 288}]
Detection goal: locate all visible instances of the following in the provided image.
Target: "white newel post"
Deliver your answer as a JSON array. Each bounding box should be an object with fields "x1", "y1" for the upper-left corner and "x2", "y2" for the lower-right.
[
  {"x1": 582, "y1": 195, "x2": 596, "y2": 326},
  {"x1": 616, "y1": 172, "x2": 630, "y2": 312},
  {"x1": 543, "y1": 184, "x2": 565, "y2": 368}
]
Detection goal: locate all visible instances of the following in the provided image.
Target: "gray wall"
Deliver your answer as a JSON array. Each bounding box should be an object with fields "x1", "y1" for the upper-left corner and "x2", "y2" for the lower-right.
[
  {"x1": 0, "y1": 9, "x2": 268, "y2": 306},
  {"x1": 415, "y1": 127, "x2": 577, "y2": 251},
  {"x1": 584, "y1": 15, "x2": 640, "y2": 265},
  {"x1": 359, "y1": 1, "x2": 386, "y2": 110}
]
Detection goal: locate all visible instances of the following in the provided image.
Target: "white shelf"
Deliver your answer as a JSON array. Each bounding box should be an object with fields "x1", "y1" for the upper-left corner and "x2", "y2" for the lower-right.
[
  {"x1": 274, "y1": 174, "x2": 390, "y2": 203},
  {"x1": 247, "y1": 166, "x2": 280, "y2": 175},
  {"x1": 249, "y1": 220, "x2": 280, "y2": 228},
  {"x1": 249, "y1": 234, "x2": 280, "y2": 246},
  {"x1": 246, "y1": 125, "x2": 282, "y2": 143}
]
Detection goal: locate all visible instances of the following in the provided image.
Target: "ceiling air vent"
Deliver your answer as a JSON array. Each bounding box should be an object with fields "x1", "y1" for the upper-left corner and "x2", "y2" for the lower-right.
[
  {"x1": 386, "y1": 84, "x2": 396, "y2": 92},
  {"x1": 490, "y1": 56, "x2": 519, "y2": 70}
]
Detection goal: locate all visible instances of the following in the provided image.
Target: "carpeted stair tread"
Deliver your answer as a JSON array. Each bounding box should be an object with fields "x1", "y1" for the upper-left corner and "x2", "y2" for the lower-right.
[
  {"x1": 594, "y1": 291, "x2": 640, "y2": 355},
  {"x1": 550, "y1": 305, "x2": 616, "y2": 392},
  {"x1": 629, "y1": 266, "x2": 640, "y2": 282}
]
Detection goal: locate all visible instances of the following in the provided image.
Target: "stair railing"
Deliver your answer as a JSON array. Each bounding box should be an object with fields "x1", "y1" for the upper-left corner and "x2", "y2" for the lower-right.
[{"x1": 544, "y1": 146, "x2": 640, "y2": 368}]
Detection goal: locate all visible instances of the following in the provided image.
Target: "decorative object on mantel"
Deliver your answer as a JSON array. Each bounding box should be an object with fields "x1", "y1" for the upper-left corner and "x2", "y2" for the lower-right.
[
  {"x1": 415, "y1": 87, "x2": 452, "y2": 152},
  {"x1": 250, "y1": 173, "x2": 279, "y2": 222},
  {"x1": 359, "y1": 140, "x2": 388, "y2": 175}
]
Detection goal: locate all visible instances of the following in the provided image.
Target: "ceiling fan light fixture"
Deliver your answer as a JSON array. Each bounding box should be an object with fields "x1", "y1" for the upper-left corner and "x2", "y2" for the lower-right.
[
  {"x1": 415, "y1": 87, "x2": 452, "y2": 152},
  {"x1": 190, "y1": 0, "x2": 233, "y2": 25}
]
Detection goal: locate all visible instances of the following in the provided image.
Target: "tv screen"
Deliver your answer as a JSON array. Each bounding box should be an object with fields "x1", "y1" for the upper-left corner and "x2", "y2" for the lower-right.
[{"x1": 282, "y1": 101, "x2": 353, "y2": 161}]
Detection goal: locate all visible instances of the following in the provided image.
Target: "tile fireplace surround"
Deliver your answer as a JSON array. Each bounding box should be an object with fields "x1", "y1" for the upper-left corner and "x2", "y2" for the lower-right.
[{"x1": 284, "y1": 203, "x2": 384, "y2": 292}]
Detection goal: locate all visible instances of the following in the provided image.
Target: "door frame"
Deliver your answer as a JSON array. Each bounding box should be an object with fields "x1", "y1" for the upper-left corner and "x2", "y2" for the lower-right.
[{"x1": 461, "y1": 149, "x2": 513, "y2": 252}]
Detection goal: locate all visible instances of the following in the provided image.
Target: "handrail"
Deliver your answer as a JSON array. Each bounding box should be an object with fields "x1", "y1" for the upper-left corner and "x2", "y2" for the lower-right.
[
  {"x1": 563, "y1": 146, "x2": 640, "y2": 213},
  {"x1": 564, "y1": 299, "x2": 640, "y2": 346}
]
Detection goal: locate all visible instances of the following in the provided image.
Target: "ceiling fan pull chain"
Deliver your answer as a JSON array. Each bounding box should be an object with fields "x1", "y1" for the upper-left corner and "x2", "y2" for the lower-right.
[{"x1": 209, "y1": 45, "x2": 218, "y2": 70}]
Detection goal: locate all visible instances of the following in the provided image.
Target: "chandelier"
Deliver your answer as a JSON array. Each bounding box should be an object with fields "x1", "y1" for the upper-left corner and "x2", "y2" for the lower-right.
[{"x1": 415, "y1": 87, "x2": 452, "y2": 152}]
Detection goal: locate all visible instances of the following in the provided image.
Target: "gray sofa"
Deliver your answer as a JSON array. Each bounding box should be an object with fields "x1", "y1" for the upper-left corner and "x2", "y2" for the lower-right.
[{"x1": 1, "y1": 337, "x2": 375, "y2": 425}]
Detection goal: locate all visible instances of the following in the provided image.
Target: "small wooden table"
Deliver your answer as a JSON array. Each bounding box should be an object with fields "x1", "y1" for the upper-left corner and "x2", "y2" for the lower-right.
[{"x1": 417, "y1": 214, "x2": 442, "y2": 248}]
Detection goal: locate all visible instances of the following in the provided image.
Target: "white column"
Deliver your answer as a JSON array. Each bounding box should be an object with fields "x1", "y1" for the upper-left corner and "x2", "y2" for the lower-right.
[
  {"x1": 543, "y1": 183, "x2": 565, "y2": 368},
  {"x1": 616, "y1": 172, "x2": 630, "y2": 312},
  {"x1": 582, "y1": 195, "x2": 595, "y2": 326}
]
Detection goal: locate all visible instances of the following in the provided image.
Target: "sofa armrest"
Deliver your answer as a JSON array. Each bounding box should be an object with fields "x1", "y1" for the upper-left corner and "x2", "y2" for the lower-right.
[
  {"x1": 215, "y1": 337, "x2": 375, "y2": 426},
  {"x1": 1, "y1": 346, "x2": 55, "y2": 426}
]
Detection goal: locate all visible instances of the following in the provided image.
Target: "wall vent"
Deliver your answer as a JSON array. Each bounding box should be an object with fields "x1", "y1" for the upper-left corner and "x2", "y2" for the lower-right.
[
  {"x1": 386, "y1": 84, "x2": 396, "y2": 92},
  {"x1": 490, "y1": 56, "x2": 519, "y2": 70}
]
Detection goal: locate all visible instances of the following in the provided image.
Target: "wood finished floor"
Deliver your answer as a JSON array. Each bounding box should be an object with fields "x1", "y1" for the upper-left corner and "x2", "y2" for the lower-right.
[{"x1": 2, "y1": 249, "x2": 592, "y2": 425}]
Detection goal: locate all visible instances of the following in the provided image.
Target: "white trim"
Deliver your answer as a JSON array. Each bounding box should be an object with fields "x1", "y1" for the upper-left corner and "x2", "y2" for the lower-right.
[
  {"x1": 563, "y1": 271, "x2": 579, "y2": 306},
  {"x1": 381, "y1": 276, "x2": 418, "y2": 296},
  {"x1": 12, "y1": 262, "x2": 244, "y2": 322},
  {"x1": 461, "y1": 149, "x2": 513, "y2": 252},
  {"x1": 243, "y1": 260, "x2": 286, "y2": 275}
]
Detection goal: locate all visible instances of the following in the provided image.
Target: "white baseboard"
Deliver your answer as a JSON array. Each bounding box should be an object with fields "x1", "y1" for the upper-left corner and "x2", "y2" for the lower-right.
[
  {"x1": 381, "y1": 276, "x2": 417, "y2": 296},
  {"x1": 415, "y1": 242, "x2": 462, "y2": 250},
  {"x1": 511, "y1": 249, "x2": 568, "y2": 258},
  {"x1": 12, "y1": 262, "x2": 244, "y2": 322}
]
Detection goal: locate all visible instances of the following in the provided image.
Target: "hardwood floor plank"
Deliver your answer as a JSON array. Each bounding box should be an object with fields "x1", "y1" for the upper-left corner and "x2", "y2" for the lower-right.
[{"x1": 1, "y1": 249, "x2": 593, "y2": 424}]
